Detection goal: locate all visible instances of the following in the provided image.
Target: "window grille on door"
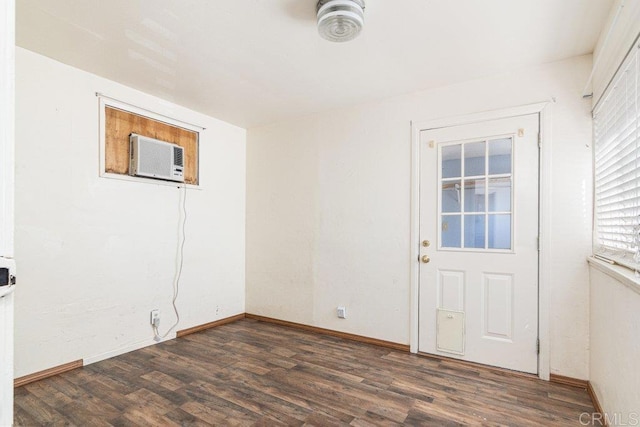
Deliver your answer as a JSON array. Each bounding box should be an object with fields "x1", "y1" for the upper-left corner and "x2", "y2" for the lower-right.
[{"x1": 438, "y1": 137, "x2": 514, "y2": 251}]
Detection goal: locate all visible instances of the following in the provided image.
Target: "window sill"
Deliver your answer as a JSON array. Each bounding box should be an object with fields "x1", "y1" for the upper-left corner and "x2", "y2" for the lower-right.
[
  {"x1": 587, "y1": 256, "x2": 640, "y2": 296},
  {"x1": 100, "y1": 172, "x2": 202, "y2": 190}
]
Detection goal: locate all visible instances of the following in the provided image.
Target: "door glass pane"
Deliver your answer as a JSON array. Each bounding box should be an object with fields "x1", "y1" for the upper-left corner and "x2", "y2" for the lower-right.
[
  {"x1": 489, "y1": 138, "x2": 512, "y2": 175},
  {"x1": 464, "y1": 141, "x2": 485, "y2": 177},
  {"x1": 464, "y1": 214, "x2": 485, "y2": 248},
  {"x1": 441, "y1": 215, "x2": 461, "y2": 248},
  {"x1": 464, "y1": 179, "x2": 485, "y2": 212},
  {"x1": 488, "y1": 177, "x2": 511, "y2": 212},
  {"x1": 442, "y1": 180, "x2": 461, "y2": 213},
  {"x1": 438, "y1": 137, "x2": 517, "y2": 252},
  {"x1": 488, "y1": 214, "x2": 511, "y2": 249},
  {"x1": 442, "y1": 144, "x2": 462, "y2": 178}
]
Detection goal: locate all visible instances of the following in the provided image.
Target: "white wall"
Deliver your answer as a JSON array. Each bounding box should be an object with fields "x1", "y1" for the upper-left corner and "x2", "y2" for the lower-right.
[
  {"x1": 589, "y1": 266, "x2": 640, "y2": 423},
  {"x1": 14, "y1": 48, "x2": 246, "y2": 377},
  {"x1": 247, "y1": 55, "x2": 593, "y2": 379}
]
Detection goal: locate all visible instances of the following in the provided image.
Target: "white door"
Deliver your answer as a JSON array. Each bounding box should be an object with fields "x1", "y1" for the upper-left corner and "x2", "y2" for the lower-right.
[
  {"x1": 418, "y1": 114, "x2": 539, "y2": 374},
  {"x1": 0, "y1": 0, "x2": 16, "y2": 425}
]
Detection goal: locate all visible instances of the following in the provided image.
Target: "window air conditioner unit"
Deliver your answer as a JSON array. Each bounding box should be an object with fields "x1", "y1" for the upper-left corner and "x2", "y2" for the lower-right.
[{"x1": 129, "y1": 134, "x2": 184, "y2": 182}]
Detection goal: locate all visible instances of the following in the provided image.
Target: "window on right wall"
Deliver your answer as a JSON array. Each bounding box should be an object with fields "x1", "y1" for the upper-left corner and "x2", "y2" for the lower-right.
[{"x1": 593, "y1": 40, "x2": 640, "y2": 271}]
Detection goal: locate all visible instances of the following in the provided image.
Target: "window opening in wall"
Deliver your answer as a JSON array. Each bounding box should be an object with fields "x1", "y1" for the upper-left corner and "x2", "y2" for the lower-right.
[
  {"x1": 102, "y1": 103, "x2": 199, "y2": 185},
  {"x1": 593, "y1": 41, "x2": 640, "y2": 273}
]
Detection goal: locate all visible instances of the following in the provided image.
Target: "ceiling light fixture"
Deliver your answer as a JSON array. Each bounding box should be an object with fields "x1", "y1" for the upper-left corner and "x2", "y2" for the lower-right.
[{"x1": 316, "y1": 0, "x2": 365, "y2": 43}]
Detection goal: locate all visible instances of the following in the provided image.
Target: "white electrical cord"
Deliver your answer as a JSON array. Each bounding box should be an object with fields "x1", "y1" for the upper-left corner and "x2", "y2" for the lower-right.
[{"x1": 153, "y1": 184, "x2": 187, "y2": 341}]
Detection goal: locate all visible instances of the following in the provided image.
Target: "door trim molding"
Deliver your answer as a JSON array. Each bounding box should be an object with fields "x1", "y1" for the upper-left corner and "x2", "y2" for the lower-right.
[
  {"x1": 410, "y1": 101, "x2": 553, "y2": 380},
  {"x1": 0, "y1": 0, "x2": 14, "y2": 258}
]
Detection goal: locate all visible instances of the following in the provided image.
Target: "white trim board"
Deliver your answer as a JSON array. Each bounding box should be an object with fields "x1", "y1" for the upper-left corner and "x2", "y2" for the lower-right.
[
  {"x1": 409, "y1": 101, "x2": 552, "y2": 381},
  {"x1": 0, "y1": 1, "x2": 15, "y2": 259},
  {"x1": 0, "y1": 1, "x2": 15, "y2": 425}
]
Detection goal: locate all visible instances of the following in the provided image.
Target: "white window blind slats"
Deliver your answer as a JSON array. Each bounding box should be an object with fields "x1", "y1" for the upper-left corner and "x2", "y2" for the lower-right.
[
  {"x1": 597, "y1": 147, "x2": 635, "y2": 174},
  {"x1": 598, "y1": 224, "x2": 638, "y2": 234},
  {"x1": 598, "y1": 195, "x2": 640, "y2": 213},
  {"x1": 596, "y1": 155, "x2": 636, "y2": 186},
  {"x1": 595, "y1": 131, "x2": 637, "y2": 168},
  {"x1": 597, "y1": 205, "x2": 639, "y2": 221},
  {"x1": 600, "y1": 233, "x2": 637, "y2": 244},
  {"x1": 594, "y1": 198, "x2": 639, "y2": 219},
  {"x1": 593, "y1": 43, "x2": 639, "y2": 270},
  {"x1": 595, "y1": 131, "x2": 634, "y2": 167},
  {"x1": 596, "y1": 164, "x2": 638, "y2": 192}
]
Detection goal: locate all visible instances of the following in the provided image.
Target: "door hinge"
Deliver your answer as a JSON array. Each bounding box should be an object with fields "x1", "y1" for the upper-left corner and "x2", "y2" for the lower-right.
[
  {"x1": 538, "y1": 133, "x2": 542, "y2": 148},
  {"x1": 536, "y1": 236, "x2": 540, "y2": 251},
  {"x1": 536, "y1": 338, "x2": 540, "y2": 354}
]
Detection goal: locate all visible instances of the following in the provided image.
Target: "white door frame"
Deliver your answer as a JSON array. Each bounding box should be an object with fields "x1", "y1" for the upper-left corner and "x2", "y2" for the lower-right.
[
  {"x1": 0, "y1": 0, "x2": 15, "y2": 424},
  {"x1": 410, "y1": 102, "x2": 552, "y2": 380},
  {"x1": 0, "y1": 0, "x2": 14, "y2": 257}
]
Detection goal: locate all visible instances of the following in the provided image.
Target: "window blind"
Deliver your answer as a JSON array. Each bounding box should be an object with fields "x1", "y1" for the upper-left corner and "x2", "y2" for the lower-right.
[{"x1": 593, "y1": 42, "x2": 640, "y2": 270}]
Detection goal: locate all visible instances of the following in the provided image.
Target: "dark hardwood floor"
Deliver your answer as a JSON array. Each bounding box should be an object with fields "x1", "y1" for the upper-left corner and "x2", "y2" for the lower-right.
[{"x1": 14, "y1": 318, "x2": 597, "y2": 426}]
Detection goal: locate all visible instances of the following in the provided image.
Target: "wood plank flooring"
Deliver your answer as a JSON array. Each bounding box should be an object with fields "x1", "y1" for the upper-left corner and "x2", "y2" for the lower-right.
[{"x1": 14, "y1": 319, "x2": 598, "y2": 426}]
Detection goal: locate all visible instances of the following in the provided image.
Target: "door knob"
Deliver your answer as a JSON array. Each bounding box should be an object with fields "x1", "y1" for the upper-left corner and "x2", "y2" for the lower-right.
[{"x1": 421, "y1": 255, "x2": 430, "y2": 263}]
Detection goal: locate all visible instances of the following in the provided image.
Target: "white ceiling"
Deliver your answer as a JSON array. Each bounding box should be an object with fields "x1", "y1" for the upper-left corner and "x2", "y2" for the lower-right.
[{"x1": 16, "y1": 0, "x2": 613, "y2": 128}]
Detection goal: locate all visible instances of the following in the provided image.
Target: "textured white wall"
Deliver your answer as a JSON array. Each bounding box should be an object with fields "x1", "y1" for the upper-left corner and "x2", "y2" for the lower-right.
[
  {"x1": 247, "y1": 55, "x2": 593, "y2": 379},
  {"x1": 589, "y1": 266, "x2": 640, "y2": 423},
  {"x1": 14, "y1": 48, "x2": 246, "y2": 377}
]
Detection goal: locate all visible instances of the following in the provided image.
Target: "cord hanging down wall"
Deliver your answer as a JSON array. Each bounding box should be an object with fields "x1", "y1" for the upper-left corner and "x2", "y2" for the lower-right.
[
  {"x1": 101, "y1": 99, "x2": 200, "y2": 185},
  {"x1": 153, "y1": 183, "x2": 188, "y2": 342}
]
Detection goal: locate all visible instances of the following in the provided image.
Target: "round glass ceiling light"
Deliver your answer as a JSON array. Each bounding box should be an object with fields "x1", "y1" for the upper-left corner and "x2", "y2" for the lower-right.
[{"x1": 317, "y1": 0, "x2": 365, "y2": 43}]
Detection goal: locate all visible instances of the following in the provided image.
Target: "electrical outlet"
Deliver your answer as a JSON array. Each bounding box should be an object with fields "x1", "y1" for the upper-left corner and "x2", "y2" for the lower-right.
[
  {"x1": 337, "y1": 306, "x2": 347, "y2": 319},
  {"x1": 150, "y1": 309, "x2": 160, "y2": 327}
]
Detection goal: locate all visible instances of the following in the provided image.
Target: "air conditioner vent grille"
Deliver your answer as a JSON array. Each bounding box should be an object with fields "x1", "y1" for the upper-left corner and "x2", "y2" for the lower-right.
[
  {"x1": 174, "y1": 146, "x2": 183, "y2": 167},
  {"x1": 139, "y1": 140, "x2": 172, "y2": 178}
]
